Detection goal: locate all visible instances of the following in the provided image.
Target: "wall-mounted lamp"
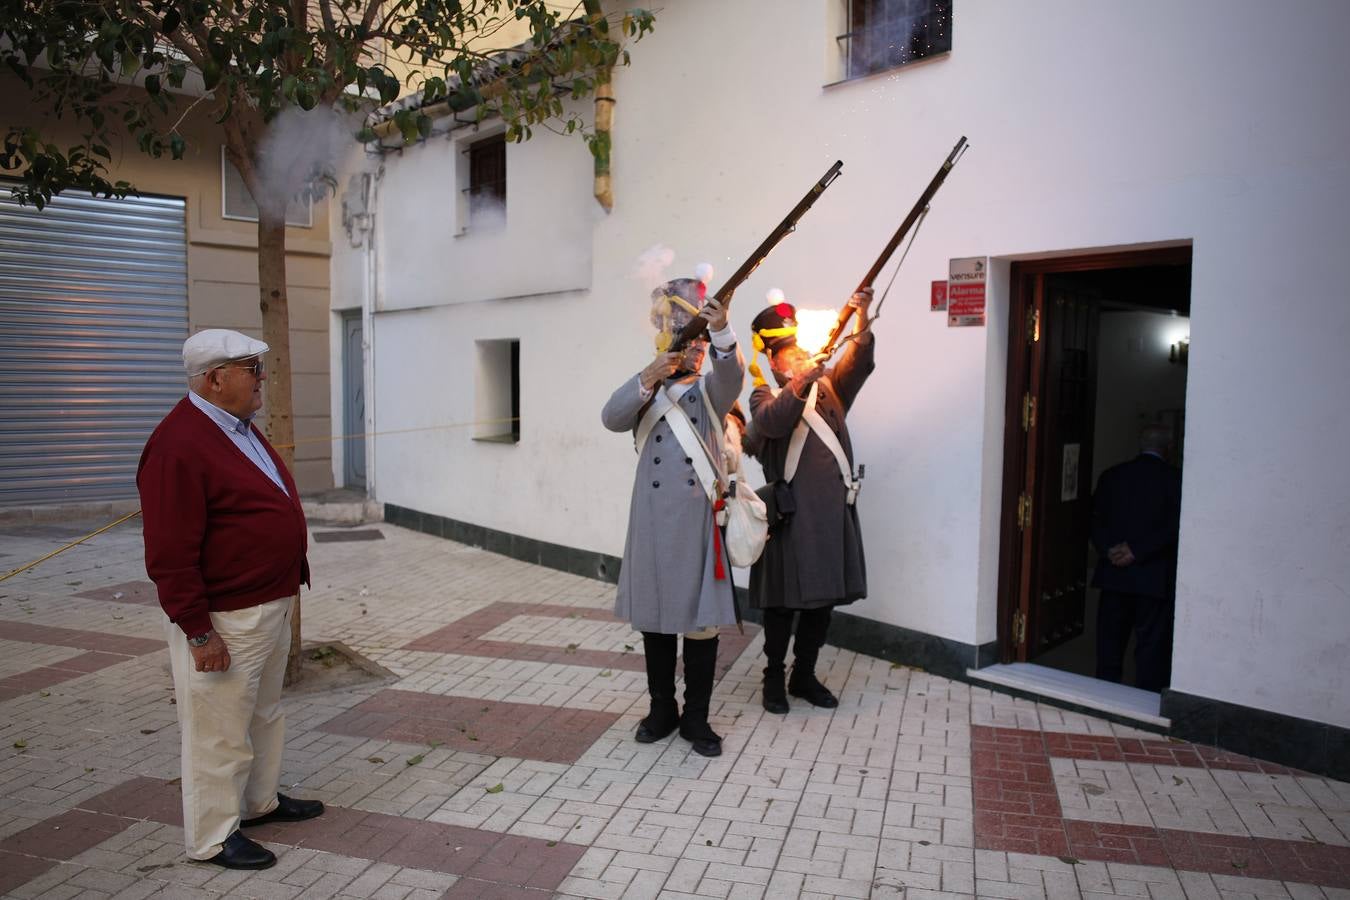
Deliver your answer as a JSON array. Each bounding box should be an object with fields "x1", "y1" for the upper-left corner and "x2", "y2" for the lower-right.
[{"x1": 1169, "y1": 336, "x2": 1189, "y2": 366}]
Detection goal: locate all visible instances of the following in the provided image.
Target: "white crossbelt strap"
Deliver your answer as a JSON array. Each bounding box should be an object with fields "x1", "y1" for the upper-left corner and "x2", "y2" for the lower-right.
[
  {"x1": 635, "y1": 380, "x2": 724, "y2": 504},
  {"x1": 635, "y1": 379, "x2": 693, "y2": 452},
  {"x1": 781, "y1": 383, "x2": 861, "y2": 504}
]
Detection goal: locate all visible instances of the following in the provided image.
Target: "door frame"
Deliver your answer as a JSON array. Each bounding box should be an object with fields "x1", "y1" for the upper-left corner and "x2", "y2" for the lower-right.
[{"x1": 995, "y1": 245, "x2": 1192, "y2": 663}]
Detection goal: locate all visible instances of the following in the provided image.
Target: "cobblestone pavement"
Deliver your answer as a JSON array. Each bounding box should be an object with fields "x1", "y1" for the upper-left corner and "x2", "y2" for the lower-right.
[{"x1": 1, "y1": 518, "x2": 1347, "y2": 899}]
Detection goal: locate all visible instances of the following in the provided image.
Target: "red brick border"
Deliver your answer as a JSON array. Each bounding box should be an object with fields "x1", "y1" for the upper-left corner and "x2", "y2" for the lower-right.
[
  {"x1": 402, "y1": 601, "x2": 756, "y2": 677},
  {"x1": 1, "y1": 776, "x2": 584, "y2": 895},
  {"x1": 316, "y1": 689, "x2": 621, "y2": 764},
  {"x1": 972, "y1": 725, "x2": 1350, "y2": 887}
]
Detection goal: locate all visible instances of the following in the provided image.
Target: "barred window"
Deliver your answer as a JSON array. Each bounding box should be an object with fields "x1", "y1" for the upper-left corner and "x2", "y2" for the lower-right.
[
  {"x1": 841, "y1": 0, "x2": 952, "y2": 80},
  {"x1": 467, "y1": 134, "x2": 506, "y2": 227}
]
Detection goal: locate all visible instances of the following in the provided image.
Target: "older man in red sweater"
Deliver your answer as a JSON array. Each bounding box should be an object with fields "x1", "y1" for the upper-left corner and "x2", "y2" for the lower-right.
[{"x1": 138, "y1": 328, "x2": 321, "y2": 870}]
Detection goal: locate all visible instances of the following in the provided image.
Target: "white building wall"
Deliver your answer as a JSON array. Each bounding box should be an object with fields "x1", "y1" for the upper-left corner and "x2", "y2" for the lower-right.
[{"x1": 338, "y1": 0, "x2": 1350, "y2": 729}]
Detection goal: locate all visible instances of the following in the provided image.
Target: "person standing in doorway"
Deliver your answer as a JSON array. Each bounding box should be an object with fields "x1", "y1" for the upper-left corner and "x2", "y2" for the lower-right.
[
  {"x1": 745, "y1": 288, "x2": 875, "y2": 715},
  {"x1": 1090, "y1": 423, "x2": 1183, "y2": 691},
  {"x1": 602, "y1": 273, "x2": 744, "y2": 757},
  {"x1": 138, "y1": 329, "x2": 322, "y2": 870}
]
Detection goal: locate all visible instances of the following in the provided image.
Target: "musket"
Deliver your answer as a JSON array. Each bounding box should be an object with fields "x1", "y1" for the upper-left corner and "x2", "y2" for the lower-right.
[
  {"x1": 817, "y1": 136, "x2": 968, "y2": 357},
  {"x1": 668, "y1": 160, "x2": 844, "y2": 353}
]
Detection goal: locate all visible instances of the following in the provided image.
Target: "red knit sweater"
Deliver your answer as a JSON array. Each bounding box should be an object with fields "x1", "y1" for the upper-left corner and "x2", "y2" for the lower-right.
[{"x1": 137, "y1": 397, "x2": 310, "y2": 637}]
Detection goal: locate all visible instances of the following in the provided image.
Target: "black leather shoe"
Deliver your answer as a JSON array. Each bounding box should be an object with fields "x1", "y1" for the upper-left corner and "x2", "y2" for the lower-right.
[
  {"x1": 205, "y1": 830, "x2": 276, "y2": 870},
  {"x1": 635, "y1": 698, "x2": 680, "y2": 743},
  {"x1": 788, "y1": 670, "x2": 839, "y2": 708},
  {"x1": 241, "y1": 794, "x2": 325, "y2": 827}
]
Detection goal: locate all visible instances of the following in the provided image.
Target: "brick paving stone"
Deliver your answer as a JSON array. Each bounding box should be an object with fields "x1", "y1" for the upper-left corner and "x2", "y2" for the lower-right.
[{"x1": 2, "y1": 519, "x2": 1349, "y2": 898}]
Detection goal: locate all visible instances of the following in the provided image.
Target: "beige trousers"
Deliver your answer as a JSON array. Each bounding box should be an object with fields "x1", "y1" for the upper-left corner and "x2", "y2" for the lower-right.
[{"x1": 165, "y1": 596, "x2": 293, "y2": 859}]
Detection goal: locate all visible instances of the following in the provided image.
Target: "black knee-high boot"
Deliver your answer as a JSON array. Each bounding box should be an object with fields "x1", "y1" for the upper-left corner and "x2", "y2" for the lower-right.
[
  {"x1": 788, "y1": 608, "x2": 839, "y2": 708},
  {"x1": 761, "y1": 608, "x2": 794, "y2": 715},
  {"x1": 636, "y1": 632, "x2": 679, "y2": 743},
  {"x1": 678, "y1": 636, "x2": 722, "y2": 757}
]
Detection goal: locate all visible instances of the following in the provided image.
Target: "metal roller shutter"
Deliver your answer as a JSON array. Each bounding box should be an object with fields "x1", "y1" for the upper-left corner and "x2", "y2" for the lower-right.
[{"x1": 0, "y1": 185, "x2": 188, "y2": 507}]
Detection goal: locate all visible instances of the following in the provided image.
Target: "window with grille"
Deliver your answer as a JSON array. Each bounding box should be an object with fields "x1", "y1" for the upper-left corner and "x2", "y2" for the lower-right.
[
  {"x1": 840, "y1": 0, "x2": 952, "y2": 80},
  {"x1": 467, "y1": 134, "x2": 506, "y2": 227}
]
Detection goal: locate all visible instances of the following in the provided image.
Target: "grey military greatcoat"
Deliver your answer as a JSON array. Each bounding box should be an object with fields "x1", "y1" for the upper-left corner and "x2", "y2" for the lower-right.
[
  {"x1": 748, "y1": 334, "x2": 875, "y2": 611},
  {"x1": 602, "y1": 350, "x2": 744, "y2": 634}
]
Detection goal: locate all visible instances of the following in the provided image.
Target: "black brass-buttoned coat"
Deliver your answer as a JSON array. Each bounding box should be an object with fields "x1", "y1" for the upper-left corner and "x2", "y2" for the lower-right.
[
  {"x1": 748, "y1": 334, "x2": 875, "y2": 610},
  {"x1": 602, "y1": 349, "x2": 744, "y2": 634}
]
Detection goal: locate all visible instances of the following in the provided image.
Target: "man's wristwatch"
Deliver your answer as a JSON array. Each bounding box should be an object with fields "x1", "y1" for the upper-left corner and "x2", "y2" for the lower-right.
[{"x1": 187, "y1": 631, "x2": 213, "y2": 648}]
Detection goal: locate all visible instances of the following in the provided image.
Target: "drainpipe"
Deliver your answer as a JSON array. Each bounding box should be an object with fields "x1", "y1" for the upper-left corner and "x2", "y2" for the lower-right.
[
  {"x1": 583, "y1": 0, "x2": 614, "y2": 212},
  {"x1": 362, "y1": 165, "x2": 384, "y2": 505}
]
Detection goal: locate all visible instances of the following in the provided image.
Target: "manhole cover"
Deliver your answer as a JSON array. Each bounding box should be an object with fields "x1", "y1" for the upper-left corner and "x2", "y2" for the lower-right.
[{"x1": 312, "y1": 529, "x2": 385, "y2": 543}]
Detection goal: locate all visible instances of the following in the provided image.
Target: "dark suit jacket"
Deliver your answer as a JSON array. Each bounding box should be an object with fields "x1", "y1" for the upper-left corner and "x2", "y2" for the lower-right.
[{"x1": 1090, "y1": 453, "x2": 1182, "y2": 598}]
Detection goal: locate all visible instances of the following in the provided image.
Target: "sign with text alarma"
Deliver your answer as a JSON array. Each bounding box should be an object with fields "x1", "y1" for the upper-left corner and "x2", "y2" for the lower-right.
[{"x1": 948, "y1": 256, "x2": 987, "y2": 327}]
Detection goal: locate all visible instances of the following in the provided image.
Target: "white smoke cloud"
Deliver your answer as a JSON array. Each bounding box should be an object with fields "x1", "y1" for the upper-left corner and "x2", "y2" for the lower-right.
[
  {"x1": 254, "y1": 105, "x2": 360, "y2": 221},
  {"x1": 632, "y1": 243, "x2": 675, "y2": 293}
]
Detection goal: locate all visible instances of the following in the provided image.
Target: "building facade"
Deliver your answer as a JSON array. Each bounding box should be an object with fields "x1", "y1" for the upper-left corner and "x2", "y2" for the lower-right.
[
  {"x1": 0, "y1": 81, "x2": 336, "y2": 511},
  {"x1": 331, "y1": 1, "x2": 1350, "y2": 776}
]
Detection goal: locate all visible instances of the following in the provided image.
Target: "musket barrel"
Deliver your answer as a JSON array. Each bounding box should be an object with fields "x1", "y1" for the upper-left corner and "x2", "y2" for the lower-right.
[
  {"x1": 669, "y1": 160, "x2": 843, "y2": 352},
  {"x1": 819, "y1": 137, "x2": 968, "y2": 357}
]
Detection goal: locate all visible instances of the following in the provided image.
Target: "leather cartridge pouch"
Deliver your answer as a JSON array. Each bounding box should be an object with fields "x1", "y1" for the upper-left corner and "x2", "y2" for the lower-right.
[{"x1": 755, "y1": 480, "x2": 797, "y2": 534}]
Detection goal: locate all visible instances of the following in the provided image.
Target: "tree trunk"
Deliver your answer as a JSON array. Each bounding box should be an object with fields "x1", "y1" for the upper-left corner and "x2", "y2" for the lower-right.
[{"x1": 257, "y1": 213, "x2": 304, "y2": 686}]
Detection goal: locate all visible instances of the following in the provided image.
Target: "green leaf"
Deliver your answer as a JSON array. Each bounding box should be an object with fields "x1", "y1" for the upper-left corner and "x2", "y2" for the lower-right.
[
  {"x1": 485, "y1": 783, "x2": 504, "y2": 794},
  {"x1": 12, "y1": 739, "x2": 26, "y2": 749},
  {"x1": 170, "y1": 134, "x2": 186, "y2": 160},
  {"x1": 162, "y1": 9, "x2": 182, "y2": 34},
  {"x1": 406, "y1": 753, "x2": 424, "y2": 766},
  {"x1": 296, "y1": 85, "x2": 317, "y2": 111},
  {"x1": 121, "y1": 53, "x2": 142, "y2": 78},
  {"x1": 145, "y1": 74, "x2": 160, "y2": 95},
  {"x1": 354, "y1": 126, "x2": 377, "y2": 143},
  {"x1": 201, "y1": 60, "x2": 222, "y2": 91}
]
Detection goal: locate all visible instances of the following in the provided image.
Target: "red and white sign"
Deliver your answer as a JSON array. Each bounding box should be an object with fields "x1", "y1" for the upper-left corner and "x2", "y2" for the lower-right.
[
  {"x1": 948, "y1": 256, "x2": 987, "y2": 327},
  {"x1": 930, "y1": 280, "x2": 948, "y2": 311}
]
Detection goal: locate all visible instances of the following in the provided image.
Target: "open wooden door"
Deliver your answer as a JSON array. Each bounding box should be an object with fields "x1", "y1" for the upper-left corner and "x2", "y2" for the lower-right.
[{"x1": 1001, "y1": 272, "x2": 1100, "y2": 660}]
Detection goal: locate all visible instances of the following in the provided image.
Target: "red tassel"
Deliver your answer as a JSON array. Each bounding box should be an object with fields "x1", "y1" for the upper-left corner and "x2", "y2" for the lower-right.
[{"x1": 712, "y1": 499, "x2": 726, "y2": 580}]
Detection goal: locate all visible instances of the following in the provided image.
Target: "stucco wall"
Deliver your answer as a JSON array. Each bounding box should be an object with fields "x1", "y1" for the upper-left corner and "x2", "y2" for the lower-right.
[{"x1": 340, "y1": 0, "x2": 1350, "y2": 728}]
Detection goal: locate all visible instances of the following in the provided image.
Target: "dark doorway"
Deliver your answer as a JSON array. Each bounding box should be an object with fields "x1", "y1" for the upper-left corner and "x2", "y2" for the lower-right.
[{"x1": 997, "y1": 247, "x2": 1191, "y2": 691}]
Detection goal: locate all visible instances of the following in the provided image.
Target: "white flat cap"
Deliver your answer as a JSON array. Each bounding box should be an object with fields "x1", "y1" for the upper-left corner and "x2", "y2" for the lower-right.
[{"x1": 183, "y1": 329, "x2": 269, "y2": 376}]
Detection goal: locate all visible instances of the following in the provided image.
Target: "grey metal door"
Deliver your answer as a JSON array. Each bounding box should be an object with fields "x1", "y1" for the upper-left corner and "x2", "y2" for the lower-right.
[
  {"x1": 0, "y1": 185, "x2": 188, "y2": 507},
  {"x1": 342, "y1": 311, "x2": 365, "y2": 489}
]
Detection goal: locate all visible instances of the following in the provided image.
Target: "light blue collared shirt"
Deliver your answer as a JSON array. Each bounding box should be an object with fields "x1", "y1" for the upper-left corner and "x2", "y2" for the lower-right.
[{"x1": 188, "y1": 391, "x2": 289, "y2": 496}]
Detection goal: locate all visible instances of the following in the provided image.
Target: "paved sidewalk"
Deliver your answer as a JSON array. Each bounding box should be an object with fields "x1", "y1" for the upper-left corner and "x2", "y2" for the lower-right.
[{"x1": 1, "y1": 519, "x2": 1347, "y2": 899}]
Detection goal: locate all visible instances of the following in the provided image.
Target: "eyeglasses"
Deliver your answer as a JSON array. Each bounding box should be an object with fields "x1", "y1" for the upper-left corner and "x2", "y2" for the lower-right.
[{"x1": 220, "y1": 360, "x2": 265, "y2": 377}]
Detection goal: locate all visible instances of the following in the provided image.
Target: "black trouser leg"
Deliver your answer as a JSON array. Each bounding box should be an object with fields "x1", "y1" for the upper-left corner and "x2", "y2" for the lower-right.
[
  {"x1": 760, "y1": 609, "x2": 794, "y2": 714},
  {"x1": 1133, "y1": 596, "x2": 1174, "y2": 692},
  {"x1": 635, "y1": 632, "x2": 679, "y2": 743},
  {"x1": 1095, "y1": 591, "x2": 1136, "y2": 684},
  {"x1": 678, "y1": 636, "x2": 722, "y2": 757},
  {"x1": 788, "y1": 607, "x2": 838, "y2": 708}
]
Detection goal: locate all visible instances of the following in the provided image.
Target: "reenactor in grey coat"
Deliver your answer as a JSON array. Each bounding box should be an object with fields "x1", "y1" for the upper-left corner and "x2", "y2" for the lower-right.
[
  {"x1": 602, "y1": 274, "x2": 744, "y2": 757},
  {"x1": 746, "y1": 289, "x2": 875, "y2": 714}
]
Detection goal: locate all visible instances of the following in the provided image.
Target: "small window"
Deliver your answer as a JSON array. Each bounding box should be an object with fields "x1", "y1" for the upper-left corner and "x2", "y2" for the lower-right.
[
  {"x1": 466, "y1": 134, "x2": 506, "y2": 228},
  {"x1": 839, "y1": 0, "x2": 952, "y2": 80},
  {"x1": 473, "y1": 339, "x2": 520, "y2": 444},
  {"x1": 221, "y1": 148, "x2": 314, "y2": 227}
]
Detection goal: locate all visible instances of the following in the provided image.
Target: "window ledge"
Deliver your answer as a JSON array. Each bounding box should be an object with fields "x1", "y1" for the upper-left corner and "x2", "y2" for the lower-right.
[{"x1": 472, "y1": 433, "x2": 519, "y2": 445}]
